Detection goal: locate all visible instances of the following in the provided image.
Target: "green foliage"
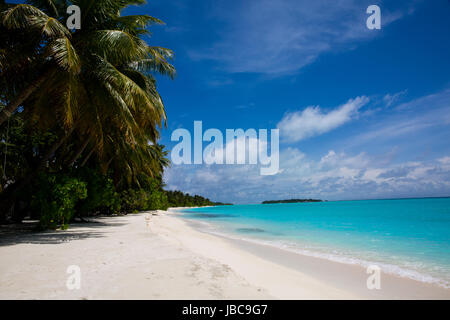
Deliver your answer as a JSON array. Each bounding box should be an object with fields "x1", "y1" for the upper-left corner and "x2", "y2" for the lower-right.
[
  {"x1": 262, "y1": 199, "x2": 323, "y2": 204},
  {"x1": 0, "y1": 0, "x2": 175, "y2": 225},
  {"x1": 32, "y1": 173, "x2": 87, "y2": 230},
  {"x1": 166, "y1": 190, "x2": 220, "y2": 208},
  {"x1": 0, "y1": 109, "x2": 28, "y2": 191},
  {"x1": 0, "y1": 1, "x2": 226, "y2": 229},
  {"x1": 120, "y1": 189, "x2": 147, "y2": 213},
  {"x1": 120, "y1": 177, "x2": 169, "y2": 213},
  {"x1": 77, "y1": 168, "x2": 121, "y2": 216},
  {"x1": 148, "y1": 189, "x2": 169, "y2": 211}
]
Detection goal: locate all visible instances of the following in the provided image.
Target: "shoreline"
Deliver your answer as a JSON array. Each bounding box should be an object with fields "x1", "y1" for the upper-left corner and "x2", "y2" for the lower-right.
[
  {"x1": 0, "y1": 209, "x2": 449, "y2": 299},
  {"x1": 166, "y1": 210, "x2": 450, "y2": 299},
  {"x1": 181, "y1": 215, "x2": 450, "y2": 290},
  {"x1": 205, "y1": 229, "x2": 450, "y2": 299}
]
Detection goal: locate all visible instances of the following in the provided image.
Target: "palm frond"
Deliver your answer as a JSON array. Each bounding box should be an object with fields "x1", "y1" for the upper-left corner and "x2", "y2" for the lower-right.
[
  {"x1": 128, "y1": 57, "x2": 176, "y2": 79},
  {"x1": 86, "y1": 30, "x2": 148, "y2": 64},
  {"x1": 26, "y1": 0, "x2": 62, "y2": 17},
  {"x1": 113, "y1": 14, "x2": 164, "y2": 35},
  {"x1": 46, "y1": 37, "x2": 81, "y2": 73},
  {"x1": 30, "y1": 14, "x2": 70, "y2": 38}
]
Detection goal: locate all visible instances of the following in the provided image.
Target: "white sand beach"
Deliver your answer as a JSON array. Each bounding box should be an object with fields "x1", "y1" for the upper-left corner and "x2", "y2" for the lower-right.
[{"x1": 0, "y1": 209, "x2": 449, "y2": 300}]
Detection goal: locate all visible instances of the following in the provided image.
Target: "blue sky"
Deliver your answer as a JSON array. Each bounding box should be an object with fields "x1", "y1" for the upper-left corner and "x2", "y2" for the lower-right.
[
  {"x1": 135, "y1": 0, "x2": 450, "y2": 204},
  {"x1": 15, "y1": 0, "x2": 450, "y2": 203}
]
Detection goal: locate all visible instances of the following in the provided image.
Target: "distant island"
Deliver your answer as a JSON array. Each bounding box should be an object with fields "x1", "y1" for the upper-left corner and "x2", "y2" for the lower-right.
[{"x1": 262, "y1": 199, "x2": 323, "y2": 204}]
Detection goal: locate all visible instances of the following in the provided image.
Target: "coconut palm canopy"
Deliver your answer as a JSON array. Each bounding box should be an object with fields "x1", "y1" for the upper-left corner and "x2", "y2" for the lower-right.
[
  {"x1": 0, "y1": 1, "x2": 218, "y2": 227},
  {"x1": 0, "y1": 0, "x2": 175, "y2": 181}
]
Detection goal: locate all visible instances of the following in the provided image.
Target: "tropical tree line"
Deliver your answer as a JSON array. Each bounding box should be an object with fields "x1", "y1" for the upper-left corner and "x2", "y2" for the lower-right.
[
  {"x1": 0, "y1": 0, "x2": 219, "y2": 230},
  {"x1": 166, "y1": 190, "x2": 230, "y2": 208}
]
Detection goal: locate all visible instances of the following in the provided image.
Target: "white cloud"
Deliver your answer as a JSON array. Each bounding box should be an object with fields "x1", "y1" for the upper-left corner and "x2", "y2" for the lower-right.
[
  {"x1": 195, "y1": 170, "x2": 220, "y2": 183},
  {"x1": 165, "y1": 148, "x2": 450, "y2": 204},
  {"x1": 206, "y1": 78, "x2": 234, "y2": 87},
  {"x1": 319, "y1": 150, "x2": 369, "y2": 169},
  {"x1": 203, "y1": 134, "x2": 259, "y2": 165},
  {"x1": 345, "y1": 89, "x2": 450, "y2": 148},
  {"x1": 164, "y1": 88, "x2": 450, "y2": 204},
  {"x1": 277, "y1": 96, "x2": 369, "y2": 143},
  {"x1": 188, "y1": 0, "x2": 417, "y2": 75},
  {"x1": 383, "y1": 90, "x2": 408, "y2": 107},
  {"x1": 438, "y1": 157, "x2": 450, "y2": 165}
]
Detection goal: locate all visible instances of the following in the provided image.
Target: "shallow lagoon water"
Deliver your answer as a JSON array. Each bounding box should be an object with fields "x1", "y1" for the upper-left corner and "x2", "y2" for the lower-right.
[{"x1": 180, "y1": 198, "x2": 450, "y2": 288}]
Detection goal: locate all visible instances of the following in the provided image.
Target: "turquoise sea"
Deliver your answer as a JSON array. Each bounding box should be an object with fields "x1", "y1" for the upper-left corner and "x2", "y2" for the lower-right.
[{"x1": 180, "y1": 198, "x2": 450, "y2": 288}]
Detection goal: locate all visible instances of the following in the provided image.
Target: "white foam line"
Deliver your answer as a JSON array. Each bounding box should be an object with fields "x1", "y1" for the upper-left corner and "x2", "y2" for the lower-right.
[{"x1": 183, "y1": 217, "x2": 450, "y2": 289}]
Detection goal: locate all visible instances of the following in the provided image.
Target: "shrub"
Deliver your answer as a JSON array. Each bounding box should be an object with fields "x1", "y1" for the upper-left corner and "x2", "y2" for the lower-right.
[
  {"x1": 32, "y1": 174, "x2": 87, "y2": 230},
  {"x1": 119, "y1": 183, "x2": 169, "y2": 213},
  {"x1": 120, "y1": 189, "x2": 147, "y2": 213},
  {"x1": 77, "y1": 169, "x2": 121, "y2": 216},
  {"x1": 147, "y1": 189, "x2": 169, "y2": 211}
]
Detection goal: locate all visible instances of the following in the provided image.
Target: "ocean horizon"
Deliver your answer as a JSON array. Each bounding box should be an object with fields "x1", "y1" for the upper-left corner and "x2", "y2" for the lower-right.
[{"x1": 179, "y1": 198, "x2": 450, "y2": 288}]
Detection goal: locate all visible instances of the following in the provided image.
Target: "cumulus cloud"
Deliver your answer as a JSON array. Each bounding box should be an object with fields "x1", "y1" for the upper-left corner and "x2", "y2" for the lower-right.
[
  {"x1": 439, "y1": 157, "x2": 450, "y2": 165},
  {"x1": 164, "y1": 88, "x2": 450, "y2": 204},
  {"x1": 164, "y1": 149, "x2": 450, "y2": 204},
  {"x1": 277, "y1": 96, "x2": 369, "y2": 143}
]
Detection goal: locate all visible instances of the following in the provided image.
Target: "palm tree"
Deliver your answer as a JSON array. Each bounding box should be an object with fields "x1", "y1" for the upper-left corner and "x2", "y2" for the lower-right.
[
  {"x1": 0, "y1": 2, "x2": 72, "y2": 125},
  {"x1": 2, "y1": 0, "x2": 174, "y2": 166},
  {"x1": 0, "y1": 0, "x2": 175, "y2": 128},
  {"x1": 0, "y1": 0, "x2": 176, "y2": 221}
]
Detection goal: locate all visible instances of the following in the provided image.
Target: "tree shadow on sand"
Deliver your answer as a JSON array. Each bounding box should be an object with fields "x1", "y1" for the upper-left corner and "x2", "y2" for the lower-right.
[{"x1": 0, "y1": 216, "x2": 130, "y2": 247}]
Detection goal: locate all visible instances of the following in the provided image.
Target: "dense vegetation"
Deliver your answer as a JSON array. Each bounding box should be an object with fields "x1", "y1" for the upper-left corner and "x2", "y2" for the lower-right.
[
  {"x1": 166, "y1": 190, "x2": 231, "y2": 208},
  {"x1": 0, "y1": 0, "x2": 223, "y2": 230},
  {"x1": 262, "y1": 199, "x2": 323, "y2": 204}
]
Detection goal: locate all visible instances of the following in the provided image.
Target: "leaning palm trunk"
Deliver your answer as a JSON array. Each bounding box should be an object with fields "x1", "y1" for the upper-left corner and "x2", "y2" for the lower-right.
[
  {"x1": 0, "y1": 71, "x2": 49, "y2": 126},
  {"x1": 37, "y1": 126, "x2": 75, "y2": 170},
  {"x1": 80, "y1": 147, "x2": 95, "y2": 167},
  {"x1": 68, "y1": 137, "x2": 91, "y2": 167},
  {"x1": 0, "y1": 127, "x2": 75, "y2": 223}
]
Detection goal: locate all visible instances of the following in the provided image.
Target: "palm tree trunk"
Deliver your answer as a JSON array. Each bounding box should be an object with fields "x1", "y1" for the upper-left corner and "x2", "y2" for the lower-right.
[
  {"x1": 0, "y1": 71, "x2": 49, "y2": 126},
  {"x1": 80, "y1": 147, "x2": 95, "y2": 167},
  {"x1": 2, "y1": 128, "x2": 75, "y2": 223},
  {"x1": 68, "y1": 138, "x2": 91, "y2": 167},
  {"x1": 37, "y1": 127, "x2": 75, "y2": 170},
  {"x1": 105, "y1": 156, "x2": 114, "y2": 170},
  {"x1": 116, "y1": 177, "x2": 123, "y2": 187}
]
